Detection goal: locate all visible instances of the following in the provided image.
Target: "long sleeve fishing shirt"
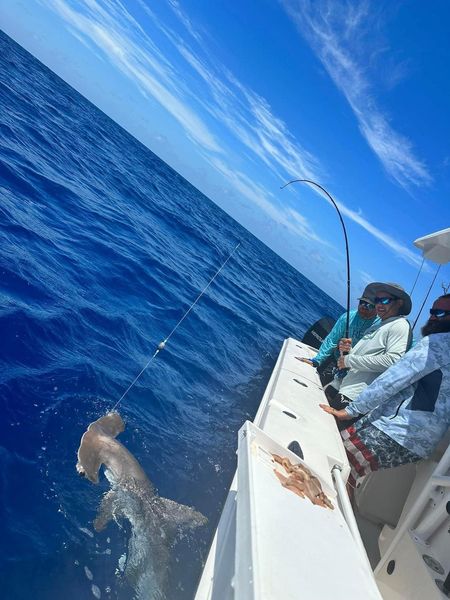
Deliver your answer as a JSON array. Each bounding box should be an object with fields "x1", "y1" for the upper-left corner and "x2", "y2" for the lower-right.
[
  {"x1": 313, "y1": 309, "x2": 380, "y2": 366},
  {"x1": 338, "y1": 316, "x2": 411, "y2": 401},
  {"x1": 345, "y1": 332, "x2": 450, "y2": 458}
]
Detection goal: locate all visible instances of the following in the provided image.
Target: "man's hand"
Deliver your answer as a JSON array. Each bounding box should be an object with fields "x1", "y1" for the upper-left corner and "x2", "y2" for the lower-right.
[
  {"x1": 319, "y1": 404, "x2": 350, "y2": 420},
  {"x1": 297, "y1": 357, "x2": 314, "y2": 366},
  {"x1": 338, "y1": 338, "x2": 352, "y2": 353}
]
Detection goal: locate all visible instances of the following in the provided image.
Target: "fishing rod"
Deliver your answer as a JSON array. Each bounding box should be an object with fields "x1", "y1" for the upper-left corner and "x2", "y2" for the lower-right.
[
  {"x1": 110, "y1": 242, "x2": 241, "y2": 412},
  {"x1": 281, "y1": 179, "x2": 351, "y2": 338}
]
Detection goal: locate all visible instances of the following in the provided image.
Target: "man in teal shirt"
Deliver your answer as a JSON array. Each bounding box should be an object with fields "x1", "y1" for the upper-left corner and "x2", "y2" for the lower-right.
[{"x1": 301, "y1": 285, "x2": 380, "y2": 371}]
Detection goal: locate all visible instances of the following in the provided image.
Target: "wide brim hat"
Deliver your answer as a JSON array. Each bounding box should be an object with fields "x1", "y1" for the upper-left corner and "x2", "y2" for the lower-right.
[
  {"x1": 358, "y1": 284, "x2": 377, "y2": 304},
  {"x1": 365, "y1": 282, "x2": 412, "y2": 316}
]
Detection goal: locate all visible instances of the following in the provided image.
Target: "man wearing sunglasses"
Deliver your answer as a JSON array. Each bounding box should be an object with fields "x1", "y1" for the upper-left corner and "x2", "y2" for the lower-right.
[
  {"x1": 320, "y1": 294, "x2": 450, "y2": 488},
  {"x1": 421, "y1": 294, "x2": 450, "y2": 335},
  {"x1": 300, "y1": 284, "x2": 379, "y2": 383},
  {"x1": 325, "y1": 282, "x2": 412, "y2": 420}
]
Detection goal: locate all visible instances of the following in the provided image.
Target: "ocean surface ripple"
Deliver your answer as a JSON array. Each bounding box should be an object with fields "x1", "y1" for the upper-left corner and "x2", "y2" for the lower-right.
[{"x1": 0, "y1": 31, "x2": 342, "y2": 600}]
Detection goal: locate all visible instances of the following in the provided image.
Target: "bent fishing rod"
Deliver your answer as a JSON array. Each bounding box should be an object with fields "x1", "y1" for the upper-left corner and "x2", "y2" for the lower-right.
[{"x1": 280, "y1": 179, "x2": 351, "y2": 339}]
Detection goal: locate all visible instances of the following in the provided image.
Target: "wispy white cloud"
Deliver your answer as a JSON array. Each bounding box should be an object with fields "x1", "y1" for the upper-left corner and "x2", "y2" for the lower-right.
[
  {"x1": 166, "y1": 0, "x2": 203, "y2": 43},
  {"x1": 281, "y1": 0, "x2": 432, "y2": 190},
  {"x1": 337, "y1": 201, "x2": 423, "y2": 267}
]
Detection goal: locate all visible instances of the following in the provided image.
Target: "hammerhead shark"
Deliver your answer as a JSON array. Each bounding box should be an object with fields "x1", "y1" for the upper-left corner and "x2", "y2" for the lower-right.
[{"x1": 76, "y1": 412, "x2": 206, "y2": 599}]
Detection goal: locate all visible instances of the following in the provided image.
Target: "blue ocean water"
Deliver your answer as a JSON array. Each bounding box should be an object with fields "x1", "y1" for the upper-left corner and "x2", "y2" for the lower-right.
[{"x1": 0, "y1": 30, "x2": 343, "y2": 600}]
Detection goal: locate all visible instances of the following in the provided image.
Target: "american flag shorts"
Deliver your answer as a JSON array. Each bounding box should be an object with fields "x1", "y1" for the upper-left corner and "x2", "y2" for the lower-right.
[{"x1": 341, "y1": 421, "x2": 420, "y2": 488}]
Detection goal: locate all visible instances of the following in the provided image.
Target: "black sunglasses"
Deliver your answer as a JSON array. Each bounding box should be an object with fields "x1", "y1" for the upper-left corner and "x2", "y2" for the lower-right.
[
  {"x1": 429, "y1": 308, "x2": 450, "y2": 318},
  {"x1": 374, "y1": 296, "x2": 397, "y2": 305},
  {"x1": 359, "y1": 300, "x2": 375, "y2": 309}
]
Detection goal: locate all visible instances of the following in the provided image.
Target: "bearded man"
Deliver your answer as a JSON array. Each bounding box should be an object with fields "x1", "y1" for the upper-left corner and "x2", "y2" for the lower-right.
[{"x1": 320, "y1": 294, "x2": 450, "y2": 488}]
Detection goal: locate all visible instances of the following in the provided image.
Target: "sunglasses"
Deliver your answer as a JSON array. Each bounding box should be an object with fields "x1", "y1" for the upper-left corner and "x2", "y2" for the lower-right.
[
  {"x1": 374, "y1": 296, "x2": 397, "y2": 305},
  {"x1": 359, "y1": 300, "x2": 375, "y2": 309},
  {"x1": 429, "y1": 308, "x2": 450, "y2": 318}
]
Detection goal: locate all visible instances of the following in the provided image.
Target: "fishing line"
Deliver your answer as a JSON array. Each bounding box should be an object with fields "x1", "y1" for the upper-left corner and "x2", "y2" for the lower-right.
[{"x1": 110, "y1": 242, "x2": 241, "y2": 412}]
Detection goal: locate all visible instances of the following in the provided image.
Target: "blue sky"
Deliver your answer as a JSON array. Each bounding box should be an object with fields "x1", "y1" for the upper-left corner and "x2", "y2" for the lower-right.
[{"x1": 1, "y1": 0, "x2": 450, "y2": 315}]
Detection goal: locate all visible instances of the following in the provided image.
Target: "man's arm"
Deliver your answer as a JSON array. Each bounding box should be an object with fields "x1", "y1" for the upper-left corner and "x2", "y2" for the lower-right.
[
  {"x1": 313, "y1": 312, "x2": 347, "y2": 365},
  {"x1": 345, "y1": 337, "x2": 433, "y2": 417},
  {"x1": 343, "y1": 320, "x2": 410, "y2": 373}
]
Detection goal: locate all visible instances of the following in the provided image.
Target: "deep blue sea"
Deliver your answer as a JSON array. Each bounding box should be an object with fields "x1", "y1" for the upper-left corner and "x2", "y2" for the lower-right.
[{"x1": 0, "y1": 30, "x2": 342, "y2": 600}]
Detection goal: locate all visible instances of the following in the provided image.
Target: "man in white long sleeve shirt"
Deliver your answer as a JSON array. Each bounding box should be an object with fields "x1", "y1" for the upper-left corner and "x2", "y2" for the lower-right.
[
  {"x1": 326, "y1": 282, "x2": 412, "y2": 416},
  {"x1": 320, "y1": 294, "x2": 450, "y2": 488}
]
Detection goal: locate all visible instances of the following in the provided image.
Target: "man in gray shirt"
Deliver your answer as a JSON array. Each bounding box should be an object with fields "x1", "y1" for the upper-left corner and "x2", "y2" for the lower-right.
[{"x1": 325, "y1": 283, "x2": 412, "y2": 422}]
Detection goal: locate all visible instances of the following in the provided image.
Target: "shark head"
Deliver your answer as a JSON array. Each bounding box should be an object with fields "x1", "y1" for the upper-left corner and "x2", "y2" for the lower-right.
[
  {"x1": 92, "y1": 412, "x2": 125, "y2": 437},
  {"x1": 76, "y1": 412, "x2": 126, "y2": 484}
]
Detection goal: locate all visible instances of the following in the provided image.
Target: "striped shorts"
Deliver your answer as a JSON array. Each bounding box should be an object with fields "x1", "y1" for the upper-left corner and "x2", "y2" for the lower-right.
[{"x1": 341, "y1": 420, "x2": 421, "y2": 488}]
